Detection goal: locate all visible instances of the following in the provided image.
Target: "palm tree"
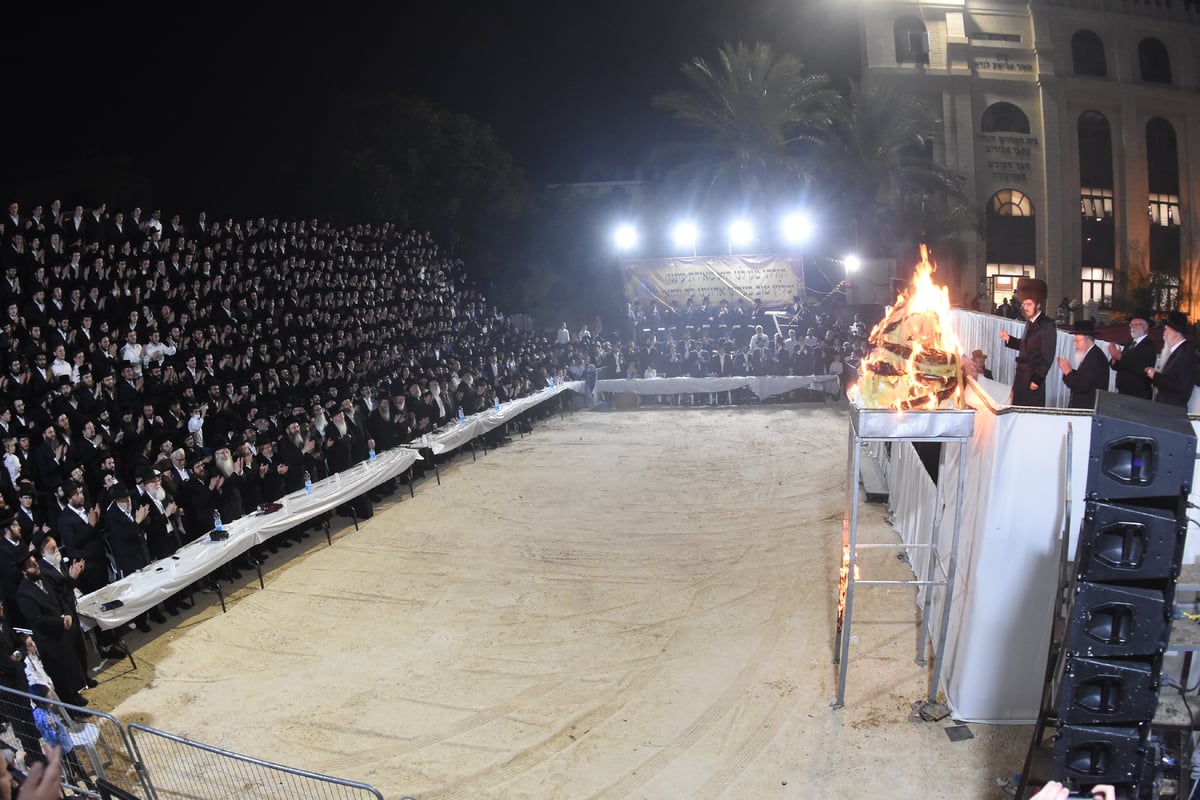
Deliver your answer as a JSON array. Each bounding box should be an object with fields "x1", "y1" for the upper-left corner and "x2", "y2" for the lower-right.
[
  {"x1": 651, "y1": 41, "x2": 837, "y2": 213},
  {"x1": 814, "y1": 81, "x2": 973, "y2": 257}
]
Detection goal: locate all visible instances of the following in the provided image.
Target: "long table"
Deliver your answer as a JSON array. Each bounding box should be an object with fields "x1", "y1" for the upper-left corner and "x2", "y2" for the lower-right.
[
  {"x1": 77, "y1": 382, "x2": 586, "y2": 630},
  {"x1": 594, "y1": 374, "x2": 840, "y2": 399},
  {"x1": 401, "y1": 381, "x2": 583, "y2": 455},
  {"x1": 76, "y1": 447, "x2": 421, "y2": 629}
]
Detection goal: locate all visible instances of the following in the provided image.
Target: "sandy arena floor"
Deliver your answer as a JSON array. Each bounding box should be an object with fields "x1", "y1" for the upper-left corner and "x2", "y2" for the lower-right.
[{"x1": 90, "y1": 402, "x2": 1030, "y2": 799}]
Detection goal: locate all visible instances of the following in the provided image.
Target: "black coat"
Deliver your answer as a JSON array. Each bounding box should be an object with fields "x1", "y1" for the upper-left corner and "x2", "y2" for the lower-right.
[
  {"x1": 16, "y1": 575, "x2": 86, "y2": 701},
  {"x1": 104, "y1": 505, "x2": 149, "y2": 576},
  {"x1": 1151, "y1": 338, "x2": 1196, "y2": 408},
  {"x1": 1109, "y1": 336, "x2": 1155, "y2": 399},
  {"x1": 1062, "y1": 346, "x2": 1110, "y2": 410},
  {"x1": 1004, "y1": 314, "x2": 1057, "y2": 407},
  {"x1": 56, "y1": 506, "x2": 107, "y2": 594}
]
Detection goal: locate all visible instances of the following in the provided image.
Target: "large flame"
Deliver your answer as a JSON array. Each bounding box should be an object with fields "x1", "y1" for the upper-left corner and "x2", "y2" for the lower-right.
[{"x1": 852, "y1": 245, "x2": 963, "y2": 410}]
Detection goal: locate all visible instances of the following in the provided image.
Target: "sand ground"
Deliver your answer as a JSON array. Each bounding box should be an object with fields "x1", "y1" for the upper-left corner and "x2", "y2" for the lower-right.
[{"x1": 88, "y1": 401, "x2": 1031, "y2": 799}]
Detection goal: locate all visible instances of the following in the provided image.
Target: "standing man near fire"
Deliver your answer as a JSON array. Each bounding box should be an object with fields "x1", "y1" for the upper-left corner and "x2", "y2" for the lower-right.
[
  {"x1": 1106, "y1": 309, "x2": 1155, "y2": 399},
  {"x1": 1055, "y1": 320, "x2": 1109, "y2": 409},
  {"x1": 998, "y1": 278, "x2": 1056, "y2": 407}
]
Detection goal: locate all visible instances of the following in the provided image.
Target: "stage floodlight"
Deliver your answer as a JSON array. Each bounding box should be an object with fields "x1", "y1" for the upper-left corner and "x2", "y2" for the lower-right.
[
  {"x1": 781, "y1": 213, "x2": 814, "y2": 245},
  {"x1": 728, "y1": 219, "x2": 754, "y2": 248},
  {"x1": 843, "y1": 254, "x2": 861, "y2": 273},
  {"x1": 613, "y1": 224, "x2": 638, "y2": 252},
  {"x1": 672, "y1": 221, "x2": 699, "y2": 250}
]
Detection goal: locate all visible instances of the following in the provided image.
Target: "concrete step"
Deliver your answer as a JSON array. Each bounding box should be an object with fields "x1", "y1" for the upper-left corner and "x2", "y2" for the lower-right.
[{"x1": 858, "y1": 455, "x2": 889, "y2": 504}]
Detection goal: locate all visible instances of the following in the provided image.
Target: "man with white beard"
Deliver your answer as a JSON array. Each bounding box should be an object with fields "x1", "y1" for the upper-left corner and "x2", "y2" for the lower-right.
[
  {"x1": 213, "y1": 445, "x2": 246, "y2": 522},
  {"x1": 277, "y1": 415, "x2": 318, "y2": 493},
  {"x1": 1055, "y1": 319, "x2": 1110, "y2": 410},
  {"x1": 323, "y1": 407, "x2": 357, "y2": 474}
]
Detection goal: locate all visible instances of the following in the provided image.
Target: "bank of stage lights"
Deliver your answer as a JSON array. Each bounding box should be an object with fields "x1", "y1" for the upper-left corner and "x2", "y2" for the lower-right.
[{"x1": 612, "y1": 214, "x2": 858, "y2": 271}]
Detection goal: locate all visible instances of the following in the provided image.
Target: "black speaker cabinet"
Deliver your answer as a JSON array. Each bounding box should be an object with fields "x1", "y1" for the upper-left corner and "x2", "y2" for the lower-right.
[
  {"x1": 1052, "y1": 723, "x2": 1146, "y2": 785},
  {"x1": 1086, "y1": 393, "x2": 1195, "y2": 507},
  {"x1": 1075, "y1": 501, "x2": 1186, "y2": 584},
  {"x1": 1063, "y1": 583, "x2": 1169, "y2": 658},
  {"x1": 1055, "y1": 655, "x2": 1160, "y2": 725}
]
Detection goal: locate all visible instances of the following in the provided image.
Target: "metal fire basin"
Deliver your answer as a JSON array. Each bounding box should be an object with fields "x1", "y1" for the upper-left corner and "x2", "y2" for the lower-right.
[{"x1": 850, "y1": 404, "x2": 975, "y2": 440}]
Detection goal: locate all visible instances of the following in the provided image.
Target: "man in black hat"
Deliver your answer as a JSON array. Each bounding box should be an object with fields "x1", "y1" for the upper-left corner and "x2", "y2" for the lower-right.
[
  {"x1": 1106, "y1": 309, "x2": 1155, "y2": 399},
  {"x1": 1055, "y1": 320, "x2": 1110, "y2": 410},
  {"x1": 15, "y1": 552, "x2": 88, "y2": 706},
  {"x1": 998, "y1": 278, "x2": 1057, "y2": 407},
  {"x1": 1145, "y1": 311, "x2": 1195, "y2": 408},
  {"x1": 103, "y1": 484, "x2": 150, "y2": 579},
  {"x1": 56, "y1": 481, "x2": 106, "y2": 595},
  {"x1": 0, "y1": 509, "x2": 27, "y2": 626}
]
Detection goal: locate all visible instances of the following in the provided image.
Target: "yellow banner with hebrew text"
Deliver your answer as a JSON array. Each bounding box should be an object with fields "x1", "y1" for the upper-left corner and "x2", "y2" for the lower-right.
[{"x1": 621, "y1": 255, "x2": 804, "y2": 311}]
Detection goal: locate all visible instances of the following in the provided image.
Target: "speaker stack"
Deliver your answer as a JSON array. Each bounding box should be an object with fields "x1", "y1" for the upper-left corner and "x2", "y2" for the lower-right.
[{"x1": 1046, "y1": 392, "x2": 1194, "y2": 796}]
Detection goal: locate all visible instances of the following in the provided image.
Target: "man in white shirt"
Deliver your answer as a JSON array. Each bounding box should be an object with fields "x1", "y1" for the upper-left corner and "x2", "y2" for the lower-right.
[{"x1": 120, "y1": 331, "x2": 144, "y2": 378}]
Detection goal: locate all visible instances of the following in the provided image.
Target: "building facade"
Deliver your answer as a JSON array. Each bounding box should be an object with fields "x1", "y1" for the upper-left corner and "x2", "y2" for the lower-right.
[{"x1": 861, "y1": 0, "x2": 1200, "y2": 315}]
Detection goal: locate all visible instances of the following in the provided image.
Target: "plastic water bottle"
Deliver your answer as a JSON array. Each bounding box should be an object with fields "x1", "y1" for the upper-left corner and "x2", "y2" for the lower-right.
[
  {"x1": 368, "y1": 446, "x2": 376, "y2": 461},
  {"x1": 494, "y1": 397, "x2": 501, "y2": 412},
  {"x1": 213, "y1": 509, "x2": 223, "y2": 532},
  {"x1": 304, "y1": 471, "x2": 313, "y2": 494},
  {"x1": 458, "y1": 407, "x2": 465, "y2": 423},
  {"x1": 549, "y1": 375, "x2": 556, "y2": 387}
]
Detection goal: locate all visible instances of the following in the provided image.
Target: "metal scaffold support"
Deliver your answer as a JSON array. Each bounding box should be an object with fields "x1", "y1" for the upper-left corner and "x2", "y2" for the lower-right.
[{"x1": 832, "y1": 405, "x2": 975, "y2": 709}]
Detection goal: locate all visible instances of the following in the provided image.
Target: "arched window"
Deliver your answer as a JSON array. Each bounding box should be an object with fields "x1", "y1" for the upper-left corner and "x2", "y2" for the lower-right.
[
  {"x1": 1077, "y1": 111, "x2": 1113, "y2": 198},
  {"x1": 894, "y1": 16, "x2": 930, "y2": 64},
  {"x1": 1078, "y1": 111, "x2": 1114, "y2": 303},
  {"x1": 981, "y1": 102, "x2": 1031, "y2": 134},
  {"x1": 986, "y1": 189, "x2": 1037, "y2": 272},
  {"x1": 1146, "y1": 117, "x2": 1181, "y2": 287},
  {"x1": 1139, "y1": 38, "x2": 1172, "y2": 84},
  {"x1": 990, "y1": 189, "x2": 1034, "y2": 217},
  {"x1": 1071, "y1": 30, "x2": 1107, "y2": 77}
]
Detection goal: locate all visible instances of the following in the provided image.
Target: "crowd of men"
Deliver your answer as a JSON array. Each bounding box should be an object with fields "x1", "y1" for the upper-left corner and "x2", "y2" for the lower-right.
[
  {"x1": 0, "y1": 196, "x2": 885, "y2": 718},
  {"x1": 0, "y1": 198, "x2": 603, "y2": 711},
  {"x1": 587, "y1": 300, "x2": 871, "y2": 383}
]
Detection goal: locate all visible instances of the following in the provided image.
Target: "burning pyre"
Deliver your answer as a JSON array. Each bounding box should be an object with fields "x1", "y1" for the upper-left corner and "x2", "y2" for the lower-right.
[{"x1": 854, "y1": 245, "x2": 963, "y2": 410}]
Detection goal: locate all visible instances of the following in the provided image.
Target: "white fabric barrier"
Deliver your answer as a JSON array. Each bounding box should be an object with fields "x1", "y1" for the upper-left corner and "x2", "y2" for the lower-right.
[
  {"x1": 887, "y1": 380, "x2": 1200, "y2": 723},
  {"x1": 77, "y1": 383, "x2": 585, "y2": 630},
  {"x1": 948, "y1": 309, "x2": 1117, "y2": 409},
  {"x1": 594, "y1": 374, "x2": 840, "y2": 399}
]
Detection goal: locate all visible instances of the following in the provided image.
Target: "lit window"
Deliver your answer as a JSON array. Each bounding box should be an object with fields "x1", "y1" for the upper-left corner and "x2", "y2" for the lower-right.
[
  {"x1": 1080, "y1": 187, "x2": 1113, "y2": 220},
  {"x1": 1080, "y1": 267, "x2": 1114, "y2": 304},
  {"x1": 1148, "y1": 193, "x2": 1180, "y2": 226},
  {"x1": 991, "y1": 190, "x2": 1033, "y2": 217}
]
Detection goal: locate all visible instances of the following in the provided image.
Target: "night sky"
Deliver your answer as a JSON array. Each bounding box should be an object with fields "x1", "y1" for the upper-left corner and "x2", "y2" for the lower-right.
[{"x1": 2, "y1": 2, "x2": 860, "y2": 204}]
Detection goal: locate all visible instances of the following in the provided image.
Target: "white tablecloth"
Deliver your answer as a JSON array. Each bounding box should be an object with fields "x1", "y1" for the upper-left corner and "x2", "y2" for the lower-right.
[
  {"x1": 594, "y1": 374, "x2": 840, "y2": 399},
  {"x1": 403, "y1": 381, "x2": 583, "y2": 455},
  {"x1": 77, "y1": 383, "x2": 585, "y2": 629},
  {"x1": 77, "y1": 447, "x2": 421, "y2": 629}
]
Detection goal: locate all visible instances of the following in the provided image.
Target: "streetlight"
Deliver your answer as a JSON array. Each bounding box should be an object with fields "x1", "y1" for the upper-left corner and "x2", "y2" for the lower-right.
[
  {"x1": 728, "y1": 218, "x2": 754, "y2": 252},
  {"x1": 613, "y1": 223, "x2": 638, "y2": 252},
  {"x1": 672, "y1": 221, "x2": 699, "y2": 256},
  {"x1": 781, "y1": 212, "x2": 814, "y2": 245},
  {"x1": 842, "y1": 254, "x2": 861, "y2": 273}
]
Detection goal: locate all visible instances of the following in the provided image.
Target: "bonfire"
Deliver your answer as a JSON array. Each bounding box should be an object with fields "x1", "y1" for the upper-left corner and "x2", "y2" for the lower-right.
[{"x1": 854, "y1": 245, "x2": 964, "y2": 410}]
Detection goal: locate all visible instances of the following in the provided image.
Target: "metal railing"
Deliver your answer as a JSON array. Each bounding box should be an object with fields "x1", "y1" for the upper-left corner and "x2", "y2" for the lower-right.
[
  {"x1": 125, "y1": 724, "x2": 385, "y2": 800},
  {"x1": 0, "y1": 685, "x2": 385, "y2": 800},
  {"x1": 0, "y1": 684, "x2": 149, "y2": 798}
]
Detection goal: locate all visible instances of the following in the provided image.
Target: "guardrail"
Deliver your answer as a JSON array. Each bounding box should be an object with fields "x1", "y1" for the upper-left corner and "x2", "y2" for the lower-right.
[{"x1": 0, "y1": 684, "x2": 386, "y2": 800}]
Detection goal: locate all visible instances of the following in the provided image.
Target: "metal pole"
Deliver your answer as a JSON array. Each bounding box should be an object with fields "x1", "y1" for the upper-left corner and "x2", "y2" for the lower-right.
[
  {"x1": 928, "y1": 438, "x2": 969, "y2": 704},
  {"x1": 917, "y1": 442, "x2": 948, "y2": 666},
  {"x1": 834, "y1": 426, "x2": 863, "y2": 708}
]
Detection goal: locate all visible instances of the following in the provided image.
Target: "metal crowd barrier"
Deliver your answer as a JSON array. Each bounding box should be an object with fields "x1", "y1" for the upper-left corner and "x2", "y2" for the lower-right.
[
  {"x1": 125, "y1": 725, "x2": 384, "y2": 800},
  {"x1": 0, "y1": 685, "x2": 385, "y2": 800},
  {"x1": 0, "y1": 684, "x2": 148, "y2": 798}
]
